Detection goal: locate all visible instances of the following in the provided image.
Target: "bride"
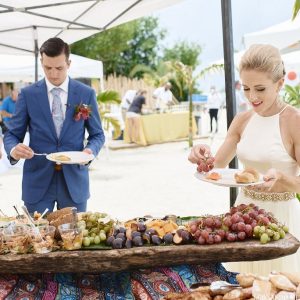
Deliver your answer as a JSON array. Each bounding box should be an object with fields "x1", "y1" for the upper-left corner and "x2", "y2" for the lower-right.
[{"x1": 189, "y1": 44, "x2": 300, "y2": 275}]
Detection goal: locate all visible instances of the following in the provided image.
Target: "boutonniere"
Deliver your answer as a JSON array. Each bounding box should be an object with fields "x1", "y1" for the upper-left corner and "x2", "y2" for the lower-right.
[{"x1": 74, "y1": 103, "x2": 92, "y2": 121}]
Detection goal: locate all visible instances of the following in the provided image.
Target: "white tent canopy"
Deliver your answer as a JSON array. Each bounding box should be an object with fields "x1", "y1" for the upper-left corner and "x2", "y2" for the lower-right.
[
  {"x1": 243, "y1": 15, "x2": 300, "y2": 50},
  {"x1": 0, "y1": 53, "x2": 103, "y2": 82},
  {"x1": 0, "y1": 0, "x2": 183, "y2": 55}
]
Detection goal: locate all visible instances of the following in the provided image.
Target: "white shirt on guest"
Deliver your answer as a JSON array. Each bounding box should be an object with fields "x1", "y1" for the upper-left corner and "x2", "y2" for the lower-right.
[{"x1": 45, "y1": 76, "x2": 69, "y2": 117}]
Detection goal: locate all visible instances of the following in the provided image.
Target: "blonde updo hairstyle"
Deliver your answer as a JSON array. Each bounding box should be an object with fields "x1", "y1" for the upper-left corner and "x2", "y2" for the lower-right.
[{"x1": 239, "y1": 44, "x2": 286, "y2": 83}]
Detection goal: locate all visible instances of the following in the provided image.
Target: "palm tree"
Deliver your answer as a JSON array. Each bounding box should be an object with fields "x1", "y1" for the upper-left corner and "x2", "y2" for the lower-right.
[
  {"x1": 166, "y1": 61, "x2": 224, "y2": 147},
  {"x1": 97, "y1": 90, "x2": 122, "y2": 139},
  {"x1": 292, "y1": 0, "x2": 300, "y2": 20},
  {"x1": 283, "y1": 84, "x2": 300, "y2": 108}
]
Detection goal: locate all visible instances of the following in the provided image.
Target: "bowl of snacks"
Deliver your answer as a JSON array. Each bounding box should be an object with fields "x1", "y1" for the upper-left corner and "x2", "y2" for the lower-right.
[
  {"x1": 58, "y1": 223, "x2": 83, "y2": 250},
  {"x1": 2, "y1": 224, "x2": 31, "y2": 254}
]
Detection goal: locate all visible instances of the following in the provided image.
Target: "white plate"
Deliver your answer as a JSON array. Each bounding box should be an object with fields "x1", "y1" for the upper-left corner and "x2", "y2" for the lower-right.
[
  {"x1": 194, "y1": 168, "x2": 264, "y2": 187},
  {"x1": 46, "y1": 151, "x2": 95, "y2": 165}
]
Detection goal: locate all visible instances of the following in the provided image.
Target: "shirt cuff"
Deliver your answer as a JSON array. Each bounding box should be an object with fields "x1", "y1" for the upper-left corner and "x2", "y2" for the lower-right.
[{"x1": 9, "y1": 146, "x2": 19, "y2": 165}]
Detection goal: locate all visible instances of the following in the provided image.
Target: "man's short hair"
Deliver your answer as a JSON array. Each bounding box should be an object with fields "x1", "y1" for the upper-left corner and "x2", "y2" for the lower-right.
[{"x1": 40, "y1": 37, "x2": 70, "y2": 60}]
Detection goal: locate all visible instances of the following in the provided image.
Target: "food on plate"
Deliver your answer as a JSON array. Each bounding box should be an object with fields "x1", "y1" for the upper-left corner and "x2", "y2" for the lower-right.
[
  {"x1": 51, "y1": 154, "x2": 71, "y2": 161},
  {"x1": 234, "y1": 167, "x2": 260, "y2": 184},
  {"x1": 206, "y1": 172, "x2": 222, "y2": 181}
]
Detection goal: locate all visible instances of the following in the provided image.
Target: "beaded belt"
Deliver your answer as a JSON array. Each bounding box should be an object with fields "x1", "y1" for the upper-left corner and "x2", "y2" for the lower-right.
[{"x1": 242, "y1": 188, "x2": 295, "y2": 202}]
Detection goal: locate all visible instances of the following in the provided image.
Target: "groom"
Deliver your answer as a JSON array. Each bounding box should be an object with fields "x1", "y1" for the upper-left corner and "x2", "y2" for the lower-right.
[{"x1": 4, "y1": 37, "x2": 105, "y2": 213}]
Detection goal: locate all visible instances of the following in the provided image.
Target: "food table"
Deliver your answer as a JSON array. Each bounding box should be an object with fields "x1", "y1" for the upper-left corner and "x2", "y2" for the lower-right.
[
  {"x1": 0, "y1": 233, "x2": 298, "y2": 274},
  {"x1": 124, "y1": 111, "x2": 197, "y2": 146}
]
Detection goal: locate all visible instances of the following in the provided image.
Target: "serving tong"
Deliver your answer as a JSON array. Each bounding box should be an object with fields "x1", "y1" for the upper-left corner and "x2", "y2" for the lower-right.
[
  {"x1": 21, "y1": 206, "x2": 45, "y2": 241},
  {"x1": 190, "y1": 281, "x2": 241, "y2": 294}
]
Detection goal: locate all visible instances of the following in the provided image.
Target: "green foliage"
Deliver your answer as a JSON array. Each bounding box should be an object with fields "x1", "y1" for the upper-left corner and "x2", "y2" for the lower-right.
[
  {"x1": 283, "y1": 84, "x2": 300, "y2": 108},
  {"x1": 97, "y1": 90, "x2": 121, "y2": 105},
  {"x1": 97, "y1": 90, "x2": 122, "y2": 139},
  {"x1": 163, "y1": 41, "x2": 202, "y2": 70},
  {"x1": 71, "y1": 17, "x2": 166, "y2": 78},
  {"x1": 121, "y1": 17, "x2": 166, "y2": 78},
  {"x1": 292, "y1": 0, "x2": 300, "y2": 20}
]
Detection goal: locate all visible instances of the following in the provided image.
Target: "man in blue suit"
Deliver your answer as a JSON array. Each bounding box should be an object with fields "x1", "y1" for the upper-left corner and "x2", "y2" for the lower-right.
[{"x1": 4, "y1": 38, "x2": 105, "y2": 213}]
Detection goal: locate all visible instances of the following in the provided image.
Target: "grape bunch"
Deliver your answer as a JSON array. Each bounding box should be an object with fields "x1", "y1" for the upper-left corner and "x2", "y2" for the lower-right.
[
  {"x1": 196, "y1": 147, "x2": 215, "y2": 173},
  {"x1": 76, "y1": 212, "x2": 114, "y2": 247},
  {"x1": 188, "y1": 203, "x2": 288, "y2": 245},
  {"x1": 106, "y1": 222, "x2": 191, "y2": 249},
  {"x1": 253, "y1": 223, "x2": 288, "y2": 244}
]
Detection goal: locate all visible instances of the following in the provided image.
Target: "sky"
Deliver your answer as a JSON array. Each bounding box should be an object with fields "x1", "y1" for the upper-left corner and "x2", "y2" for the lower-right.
[{"x1": 153, "y1": 0, "x2": 296, "y2": 91}]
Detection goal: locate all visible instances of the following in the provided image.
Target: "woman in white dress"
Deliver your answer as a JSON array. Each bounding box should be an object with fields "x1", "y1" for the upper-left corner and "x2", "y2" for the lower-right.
[{"x1": 189, "y1": 44, "x2": 300, "y2": 275}]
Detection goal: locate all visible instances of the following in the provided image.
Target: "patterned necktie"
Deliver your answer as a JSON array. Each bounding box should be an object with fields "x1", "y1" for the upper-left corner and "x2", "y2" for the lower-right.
[{"x1": 51, "y1": 87, "x2": 64, "y2": 137}]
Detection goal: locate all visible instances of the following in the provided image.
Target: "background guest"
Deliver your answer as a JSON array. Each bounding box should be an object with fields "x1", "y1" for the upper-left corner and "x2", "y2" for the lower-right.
[
  {"x1": 153, "y1": 82, "x2": 173, "y2": 111},
  {"x1": 126, "y1": 90, "x2": 147, "y2": 143}
]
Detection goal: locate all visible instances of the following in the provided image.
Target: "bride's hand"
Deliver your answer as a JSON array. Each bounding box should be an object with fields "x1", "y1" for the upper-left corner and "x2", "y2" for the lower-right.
[
  {"x1": 188, "y1": 144, "x2": 215, "y2": 173},
  {"x1": 253, "y1": 169, "x2": 286, "y2": 193}
]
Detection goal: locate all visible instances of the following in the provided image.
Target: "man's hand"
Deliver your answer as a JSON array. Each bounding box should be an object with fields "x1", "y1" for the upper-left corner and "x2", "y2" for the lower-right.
[
  {"x1": 83, "y1": 148, "x2": 93, "y2": 155},
  {"x1": 188, "y1": 144, "x2": 215, "y2": 173},
  {"x1": 11, "y1": 143, "x2": 34, "y2": 160}
]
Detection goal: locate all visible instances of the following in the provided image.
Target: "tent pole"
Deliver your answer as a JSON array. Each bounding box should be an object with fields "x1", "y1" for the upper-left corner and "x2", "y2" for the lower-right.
[
  {"x1": 33, "y1": 26, "x2": 38, "y2": 82},
  {"x1": 221, "y1": 0, "x2": 238, "y2": 208}
]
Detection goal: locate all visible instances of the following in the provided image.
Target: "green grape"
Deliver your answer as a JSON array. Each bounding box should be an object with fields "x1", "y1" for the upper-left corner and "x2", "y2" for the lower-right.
[
  {"x1": 90, "y1": 232, "x2": 96, "y2": 238},
  {"x1": 282, "y1": 225, "x2": 289, "y2": 233},
  {"x1": 253, "y1": 226, "x2": 261, "y2": 236},
  {"x1": 86, "y1": 221, "x2": 93, "y2": 228},
  {"x1": 89, "y1": 236, "x2": 95, "y2": 244},
  {"x1": 99, "y1": 232, "x2": 106, "y2": 241},
  {"x1": 279, "y1": 229, "x2": 285, "y2": 239},
  {"x1": 269, "y1": 223, "x2": 278, "y2": 231},
  {"x1": 89, "y1": 214, "x2": 97, "y2": 222},
  {"x1": 83, "y1": 237, "x2": 91, "y2": 247},
  {"x1": 273, "y1": 232, "x2": 280, "y2": 241},
  {"x1": 266, "y1": 229, "x2": 274, "y2": 237},
  {"x1": 94, "y1": 236, "x2": 101, "y2": 245},
  {"x1": 104, "y1": 226, "x2": 111, "y2": 233},
  {"x1": 259, "y1": 226, "x2": 266, "y2": 234},
  {"x1": 83, "y1": 229, "x2": 89, "y2": 237},
  {"x1": 260, "y1": 233, "x2": 269, "y2": 244}
]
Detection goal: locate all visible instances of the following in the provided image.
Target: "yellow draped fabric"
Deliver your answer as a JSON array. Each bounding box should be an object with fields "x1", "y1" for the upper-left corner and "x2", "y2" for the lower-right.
[{"x1": 124, "y1": 111, "x2": 197, "y2": 146}]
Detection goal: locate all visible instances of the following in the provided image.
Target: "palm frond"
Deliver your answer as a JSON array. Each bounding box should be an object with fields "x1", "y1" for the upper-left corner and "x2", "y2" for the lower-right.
[
  {"x1": 292, "y1": 0, "x2": 300, "y2": 20},
  {"x1": 97, "y1": 90, "x2": 121, "y2": 105}
]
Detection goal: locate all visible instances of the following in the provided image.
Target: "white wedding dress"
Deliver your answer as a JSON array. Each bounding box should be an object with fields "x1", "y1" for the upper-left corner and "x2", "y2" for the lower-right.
[{"x1": 227, "y1": 107, "x2": 300, "y2": 275}]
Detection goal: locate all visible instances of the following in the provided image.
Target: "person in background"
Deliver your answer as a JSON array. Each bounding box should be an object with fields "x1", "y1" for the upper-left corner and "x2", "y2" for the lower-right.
[
  {"x1": 126, "y1": 90, "x2": 147, "y2": 143},
  {"x1": 189, "y1": 44, "x2": 300, "y2": 274},
  {"x1": 121, "y1": 89, "x2": 137, "y2": 122},
  {"x1": 0, "y1": 127, "x2": 2, "y2": 160},
  {"x1": 206, "y1": 86, "x2": 223, "y2": 133},
  {"x1": 4, "y1": 37, "x2": 105, "y2": 213},
  {"x1": 153, "y1": 82, "x2": 173, "y2": 111},
  {"x1": 0, "y1": 88, "x2": 18, "y2": 133},
  {"x1": 235, "y1": 80, "x2": 248, "y2": 114}
]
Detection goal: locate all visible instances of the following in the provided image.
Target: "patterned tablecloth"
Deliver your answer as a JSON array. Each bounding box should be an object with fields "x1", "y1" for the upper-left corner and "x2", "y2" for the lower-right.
[{"x1": 0, "y1": 263, "x2": 237, "y2": 300}]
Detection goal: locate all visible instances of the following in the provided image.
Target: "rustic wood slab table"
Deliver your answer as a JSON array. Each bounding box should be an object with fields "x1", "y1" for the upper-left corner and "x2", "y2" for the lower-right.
[{"x1": 0, "y1": 233, "x2": 298, "y2": 274}]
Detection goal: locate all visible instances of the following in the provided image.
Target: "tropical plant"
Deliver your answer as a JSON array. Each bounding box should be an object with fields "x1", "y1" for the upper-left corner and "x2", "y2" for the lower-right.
[
  {"x1": 163, "y1": 41, "x2": 202, "y2": 70},
  {"x1": 283, "y1": 84, "x2": 300, "y2": 108},
  {"x1": 167, "y1": 61, "x2": 224, "y2": 147},
  {"x1": 97, "y1": 90, "x2": 122, "y2": 139},
  {"x1": 292, "y1": 0, "x2": 300, "y2": 20},
  {"x1": 71, "y1": 17, "x2": 166, "y2": 78}
]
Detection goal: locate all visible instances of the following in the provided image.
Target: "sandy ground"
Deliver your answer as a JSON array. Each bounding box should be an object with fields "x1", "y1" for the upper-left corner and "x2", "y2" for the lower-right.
[{"x1": 0, "y1": 110, "x2": 233, "y2": 221}]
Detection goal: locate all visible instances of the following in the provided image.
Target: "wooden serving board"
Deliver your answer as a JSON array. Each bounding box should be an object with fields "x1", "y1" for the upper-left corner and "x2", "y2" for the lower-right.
[{"x1": 0, "y1": 233, "x2": 299, "y2": 274}]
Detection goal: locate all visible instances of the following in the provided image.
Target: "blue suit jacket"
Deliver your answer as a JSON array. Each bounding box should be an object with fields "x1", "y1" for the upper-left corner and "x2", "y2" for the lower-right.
[{"x1": 4, "y1": 78, "x2": 105, "y2": 204}]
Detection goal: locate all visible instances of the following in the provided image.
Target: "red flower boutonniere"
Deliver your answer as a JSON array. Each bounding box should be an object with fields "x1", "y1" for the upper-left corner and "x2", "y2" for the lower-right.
[{"x1": 74, "y1": 103, "x2": 92, "y2": 121}]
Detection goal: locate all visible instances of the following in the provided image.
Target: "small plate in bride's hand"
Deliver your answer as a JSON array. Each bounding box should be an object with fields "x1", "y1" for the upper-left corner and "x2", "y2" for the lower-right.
[
  {"x1": 194, "y1": 168, "x2": 265, "y2": 187},
  {"x1": 46, "y1": 151, "x2": 94, "y2": 165}
]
